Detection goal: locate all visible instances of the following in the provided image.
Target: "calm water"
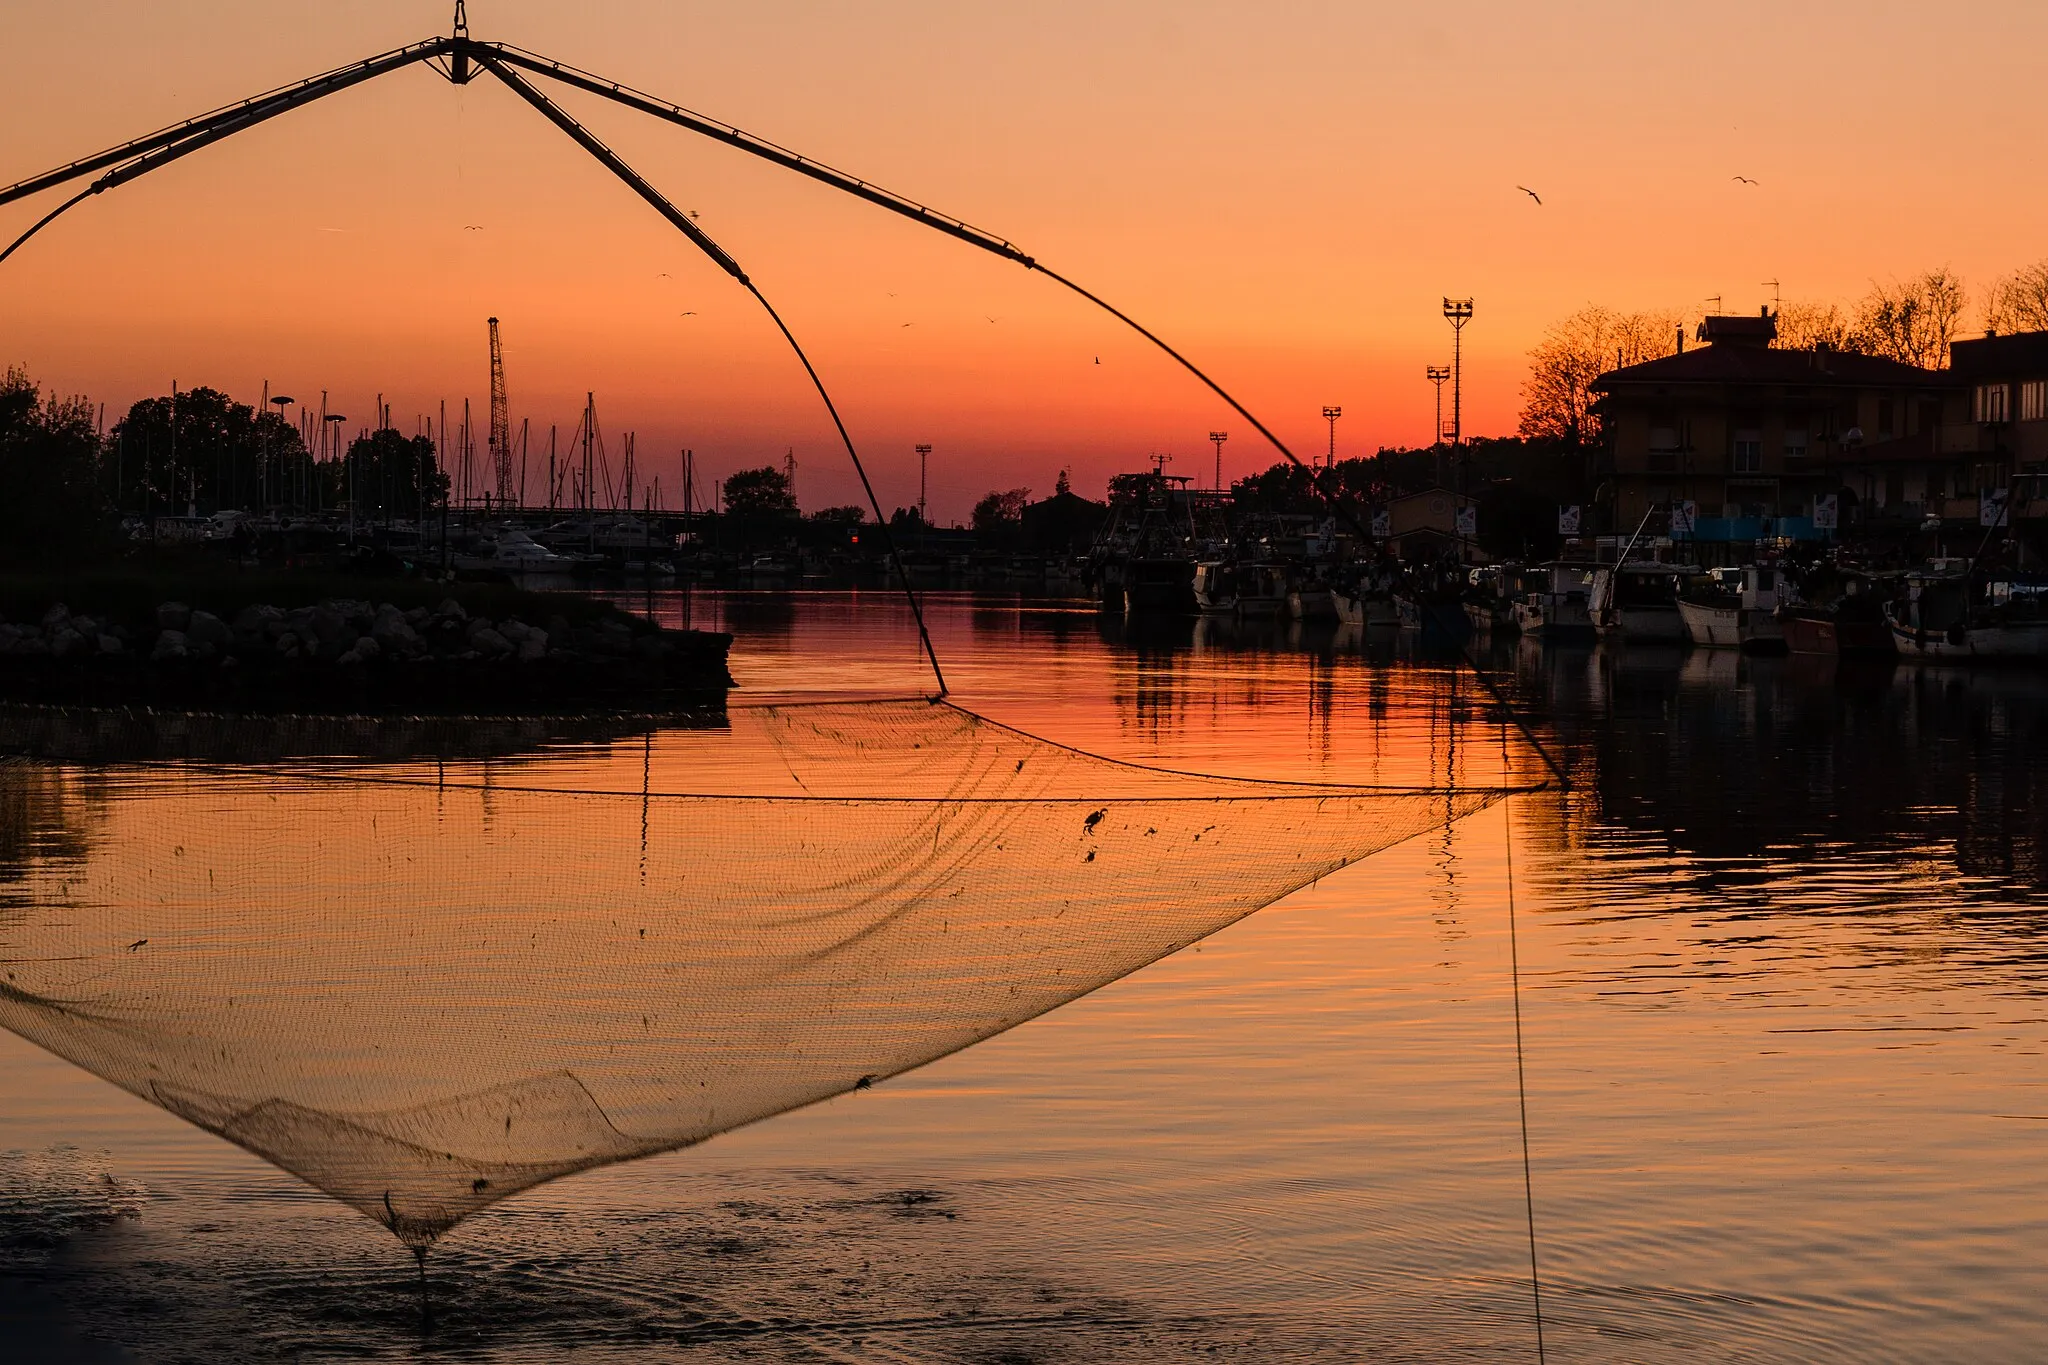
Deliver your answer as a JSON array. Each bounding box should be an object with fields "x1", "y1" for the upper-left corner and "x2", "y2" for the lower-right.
[{"x1": 4, "y1": 591, "x2": 2048, "y2": 1362}]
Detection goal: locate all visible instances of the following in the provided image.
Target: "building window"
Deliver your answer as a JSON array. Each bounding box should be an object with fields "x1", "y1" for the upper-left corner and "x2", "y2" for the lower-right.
[
  {"x1": 1733, "y1": 428, "x2": 1762, "y2": 473},
  {"x1": 2023, "y1": 380, "x2": 2047, "y2": 422},
  {"x1": 1878, "y1": 399, "x2": 1895, "y2": 439},
  {"x1": 1784, "y1": 412, "x2": 1808, "y2": 461},
  {"x1": 1974, "y1": 383, "x2": 2010, "y2": 423}
]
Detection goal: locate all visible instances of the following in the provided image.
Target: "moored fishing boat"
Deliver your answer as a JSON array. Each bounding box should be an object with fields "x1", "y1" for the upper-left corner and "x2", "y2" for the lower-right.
[
  {"x1": 1679, "y1": 566, "x2": 1786, "y2": 651},
  {"x1": 1512, "y1": 562, "x2": 1596, "y2": 641},
  {"x1": 1885, "y1": 572, "x2": 2048, "y2": 660},
  {"x1": 1589, "y1": 562, "x2": 1690, "y2": 643}
]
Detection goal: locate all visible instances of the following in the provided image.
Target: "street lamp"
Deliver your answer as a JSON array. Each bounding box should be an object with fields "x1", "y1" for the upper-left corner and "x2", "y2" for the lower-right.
[
  {"x1": 268, "y1": 393, "x2": 293, "y2": 510},
  {"x1": 1208, "y1": 430, "x2": 1228, "y2": 490},
  {"x1": 1321, "y1": 406, "x2": 1342, "y2": 472},
  {"x1": 915, "y1": 444, "x2": 932, "y2": 523}
]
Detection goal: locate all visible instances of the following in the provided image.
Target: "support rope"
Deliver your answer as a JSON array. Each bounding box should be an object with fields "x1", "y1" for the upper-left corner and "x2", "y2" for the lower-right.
[
  {"x1": 1501, "y1": 739, "x2": 1547, "y2": 1362},
  {"x1": 475, "y1": 54, "x2": 946, "y2": 695}
]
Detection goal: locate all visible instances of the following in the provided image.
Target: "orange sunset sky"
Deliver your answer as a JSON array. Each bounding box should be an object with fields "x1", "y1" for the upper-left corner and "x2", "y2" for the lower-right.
[{"x1": 4, "y1": 1, "x2": 2044, "y2": 520}]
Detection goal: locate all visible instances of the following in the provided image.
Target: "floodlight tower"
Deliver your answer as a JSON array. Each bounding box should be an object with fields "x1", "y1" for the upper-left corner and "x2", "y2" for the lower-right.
[
  {"x1": 1442, "y1": 298, "x2": 1473, "y2": 454},
  {"x1": 1208, "y1": 430, "x2": 1228, "y2": 489},
  {"x1": 1321, "y1": 406, "x2": 1342, "y2": 472},
  {"x1": 1426, "y1": 365, "x2": 1451, "y2": 485},
  {"x1": 915, "y1": 444, "x2": 932, "y2": 523}
]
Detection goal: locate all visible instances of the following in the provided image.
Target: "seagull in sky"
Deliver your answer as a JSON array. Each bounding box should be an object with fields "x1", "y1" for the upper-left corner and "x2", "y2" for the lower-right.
[
  {"x1": 463, "y1": 224, "x2": 484, "y2": 230},
  {"x1": 1732, "y1": 175, "x2": 1759, "y2": 185},
  {"x1": 1094, "y1": 356, "x2": 1101, "y2": 365},
  {"x1": 1516, "y1": 186, "x2": 1542, "y2": 205},
  {"x1": 902, "y1": 322, "x2": 914, "y2": 328},
  {"x1": 658, "y1": 271, "x2": 672, "y2": 278},
  {"x1": 986, "y1": 315, "x2": 1000, "y2": 323},
  {"x1": 680, "y1": 311, "x2": 697, "y2": 316}
]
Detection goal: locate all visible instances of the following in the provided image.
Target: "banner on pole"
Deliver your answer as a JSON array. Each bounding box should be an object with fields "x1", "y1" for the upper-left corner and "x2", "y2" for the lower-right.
[
  {"x1": 1454, "y1": 505, "x2": 1477, "y2": 537},
  {"x1": 1812, "y1": 493, "x2": 1838, "y2": 531},
  {"x1": 1557, "y1": 505, "x2": 1582, "y2": 535},
  {"x1": 1669, "y1": 500, "x2": 1698, "y2": 536},
  {"x1": 1981, "y1": 488, "x2": 2009, "y2": 527}
]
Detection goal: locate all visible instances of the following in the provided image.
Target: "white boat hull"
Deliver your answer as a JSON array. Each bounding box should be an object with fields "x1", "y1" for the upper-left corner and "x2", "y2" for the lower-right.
[
  {"x1": 1599, "y1": 604, "x2": 1686, "y2": 643},
  {"x1": 1334, "y1": 592, "x2": 1397, "y2": 626},
  {"x1": 1679, "y1": 601, "x2": 1783, "y2": 649},
  {"x1": 1515, "y1": 594, "x2": 1594, "y2": 638},
  {"x1": 1889, "y1": 620, "x2": 2048, "y2": 660}
]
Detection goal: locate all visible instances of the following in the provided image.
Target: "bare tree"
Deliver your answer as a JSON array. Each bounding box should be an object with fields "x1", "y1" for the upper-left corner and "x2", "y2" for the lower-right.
[
  {"x1": 1850, "y1": 268, "x2": 1967, "y2": 368},
  {"x1": 1518, "y1": 305, "x2": 1683, "y2": 447},
  {"x1": 1773, "y1": 300, "x2": 1856, "y2": 351},
  {"x1": 1984, "y1": 258, "x2": 2048, "y2": 335}
]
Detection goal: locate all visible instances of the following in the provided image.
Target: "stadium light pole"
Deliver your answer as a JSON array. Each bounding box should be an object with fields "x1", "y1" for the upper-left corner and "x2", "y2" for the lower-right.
[
  {"x1": 915, "y1": 444, "x2": 932, "y2": 524},
  {"x1": 1426, "y1": 365, "x2": 1451, "y2": 486},
  {"x1": 1442, "y1": 298, "x2": 1473, "y2": 452},
  {"x1": 1321, "y1": 406, "x2": 1342, "y2": 472},
  {"x1": 1208, "y1": 430, "x2": 1228, "y2": 489}
]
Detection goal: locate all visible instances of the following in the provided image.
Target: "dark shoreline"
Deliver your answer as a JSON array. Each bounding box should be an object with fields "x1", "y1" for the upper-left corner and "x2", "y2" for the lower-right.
[{"x1": 0, "y1": 566, "x2": 733, "y2": 721}]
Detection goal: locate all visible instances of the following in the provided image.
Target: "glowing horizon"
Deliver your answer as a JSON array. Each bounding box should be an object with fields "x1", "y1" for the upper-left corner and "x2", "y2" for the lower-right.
[{"x1": 5, "y1": 1, "x2": 2044, "y2": 520}]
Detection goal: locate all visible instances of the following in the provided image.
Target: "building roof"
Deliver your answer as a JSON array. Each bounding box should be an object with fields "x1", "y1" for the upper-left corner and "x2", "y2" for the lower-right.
[
  {"x1": 1951, "y1": 329, "x2": 2048, "y2": 380},
  {"x1": 1592, "y1": 344, "x2": 1949, "y2": 395}
]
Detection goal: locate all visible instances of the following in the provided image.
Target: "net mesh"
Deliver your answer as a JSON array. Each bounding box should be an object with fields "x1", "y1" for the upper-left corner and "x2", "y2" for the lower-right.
[{"x1": 0, "y1": 698, "x2": 1522, "y2": 1246}]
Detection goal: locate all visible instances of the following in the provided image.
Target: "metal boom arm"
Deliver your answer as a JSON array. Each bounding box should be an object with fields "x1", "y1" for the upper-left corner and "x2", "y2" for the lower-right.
[
  {"x1": 0, "y1": 38, "x2": 453, "y2": 210},
  {"x1": 475, "y1": 52, "x2": 948, "y2": 695}
]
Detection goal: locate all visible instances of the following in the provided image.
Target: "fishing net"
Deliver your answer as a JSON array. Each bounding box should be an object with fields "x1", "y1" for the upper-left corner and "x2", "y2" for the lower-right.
[{"x1": 0, "y1": 698, "x2": 1525, "y2": 1247}]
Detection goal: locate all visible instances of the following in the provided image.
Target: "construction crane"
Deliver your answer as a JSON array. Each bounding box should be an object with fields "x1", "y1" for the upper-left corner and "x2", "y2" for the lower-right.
[{"x1": 487, "y1": 316, "x2": 511, "y2": 504}]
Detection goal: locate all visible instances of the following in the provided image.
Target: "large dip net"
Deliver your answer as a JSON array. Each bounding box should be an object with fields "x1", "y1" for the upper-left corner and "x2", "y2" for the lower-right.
[{"x1": 0, "y1": 698, "x2": 1528, "y2": 1247}]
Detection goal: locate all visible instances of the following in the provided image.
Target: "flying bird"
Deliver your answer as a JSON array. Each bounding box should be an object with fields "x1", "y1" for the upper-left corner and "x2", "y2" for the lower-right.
[
  {"x1": 680, "y1": 311, "x2": 697, "y2": 316},
  {"x1": 1094, "y1": 356, "x2": 1101, "y2": 365},
  {"x1": 463, "y1": 224, "x2": 484, "y2": 230},
  {"x1": 1732, "y1": 175, "x2": 1759, "y2": 185},
  {"x1": 1516, "y1": 186, "x2": 1542, "y2": 205},
  {"x1": 901, "y1": 322, "x2": 914, "y2": 328},
  {"x1": 658, "y1": 271, "x2": 671, "y2": 278},
  {"x1": 985, "y1": 315, "x2": 1000, "y2": 323}
]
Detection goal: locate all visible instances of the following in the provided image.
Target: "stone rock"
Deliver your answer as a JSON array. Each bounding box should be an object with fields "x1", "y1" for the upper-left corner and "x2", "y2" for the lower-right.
[
  {"x1": 187, "y1": 610, "x2": 232, "y2": 649},
  {"x1": 10, "y1": 636, "x2": 49, "y2": 657},
  {"x1": 41, "y1": 603, "x2": 70, "y2": 630},
  {"x1": 48, "y1": 627, "x2": 87, "y2": 659},
  {"x1": 471, "y1": 627, "x2": 514, "y2": 657},
  {"x1": 634, "y1": 634, "x2": 674, "y2": 661},
  {"x1": 235, "y1": 604, "x2": 285, "y2": 635},
  {"x1": 156, "y1": 601, "x2": 191, "y2": 632},
  {"x1": 276, "y1": 631, "x2": 302, "y2": 659},
  {"x1": 0, "y1": 625, "x2": 20, "y2": 649},
  {"x1": 152, "y1": 629, "x2": 189, "y2": 661},
  {"x1": 352, "y1": 634, "x2": 382, "y2": 661},
  {"x1": 98, "y1": 634, "x2": 123, "y2": 655},
  {"x1": 436, "y1": 598, "x2": 468, "y2": 623},
  {"x1": 371, "y1": 606, "x2": 419, "y2": 653},
  {"x1": 308, "y1": 606, "x2": 348, "y2": 643},
  {"x1": 516, "y1": 631, "x2": 548, "y2": 662}
]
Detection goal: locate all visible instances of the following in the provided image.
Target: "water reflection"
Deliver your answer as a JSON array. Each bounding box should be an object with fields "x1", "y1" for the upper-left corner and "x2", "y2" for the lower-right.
[{"x1": 7, "y1": 590, "x2": 2048, "y2": 1362}]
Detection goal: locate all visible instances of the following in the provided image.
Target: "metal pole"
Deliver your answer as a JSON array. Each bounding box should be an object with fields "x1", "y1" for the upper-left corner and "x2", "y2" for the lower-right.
[{"x1": 915, "y1": 444, "x2": 932, "y2": 522}]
